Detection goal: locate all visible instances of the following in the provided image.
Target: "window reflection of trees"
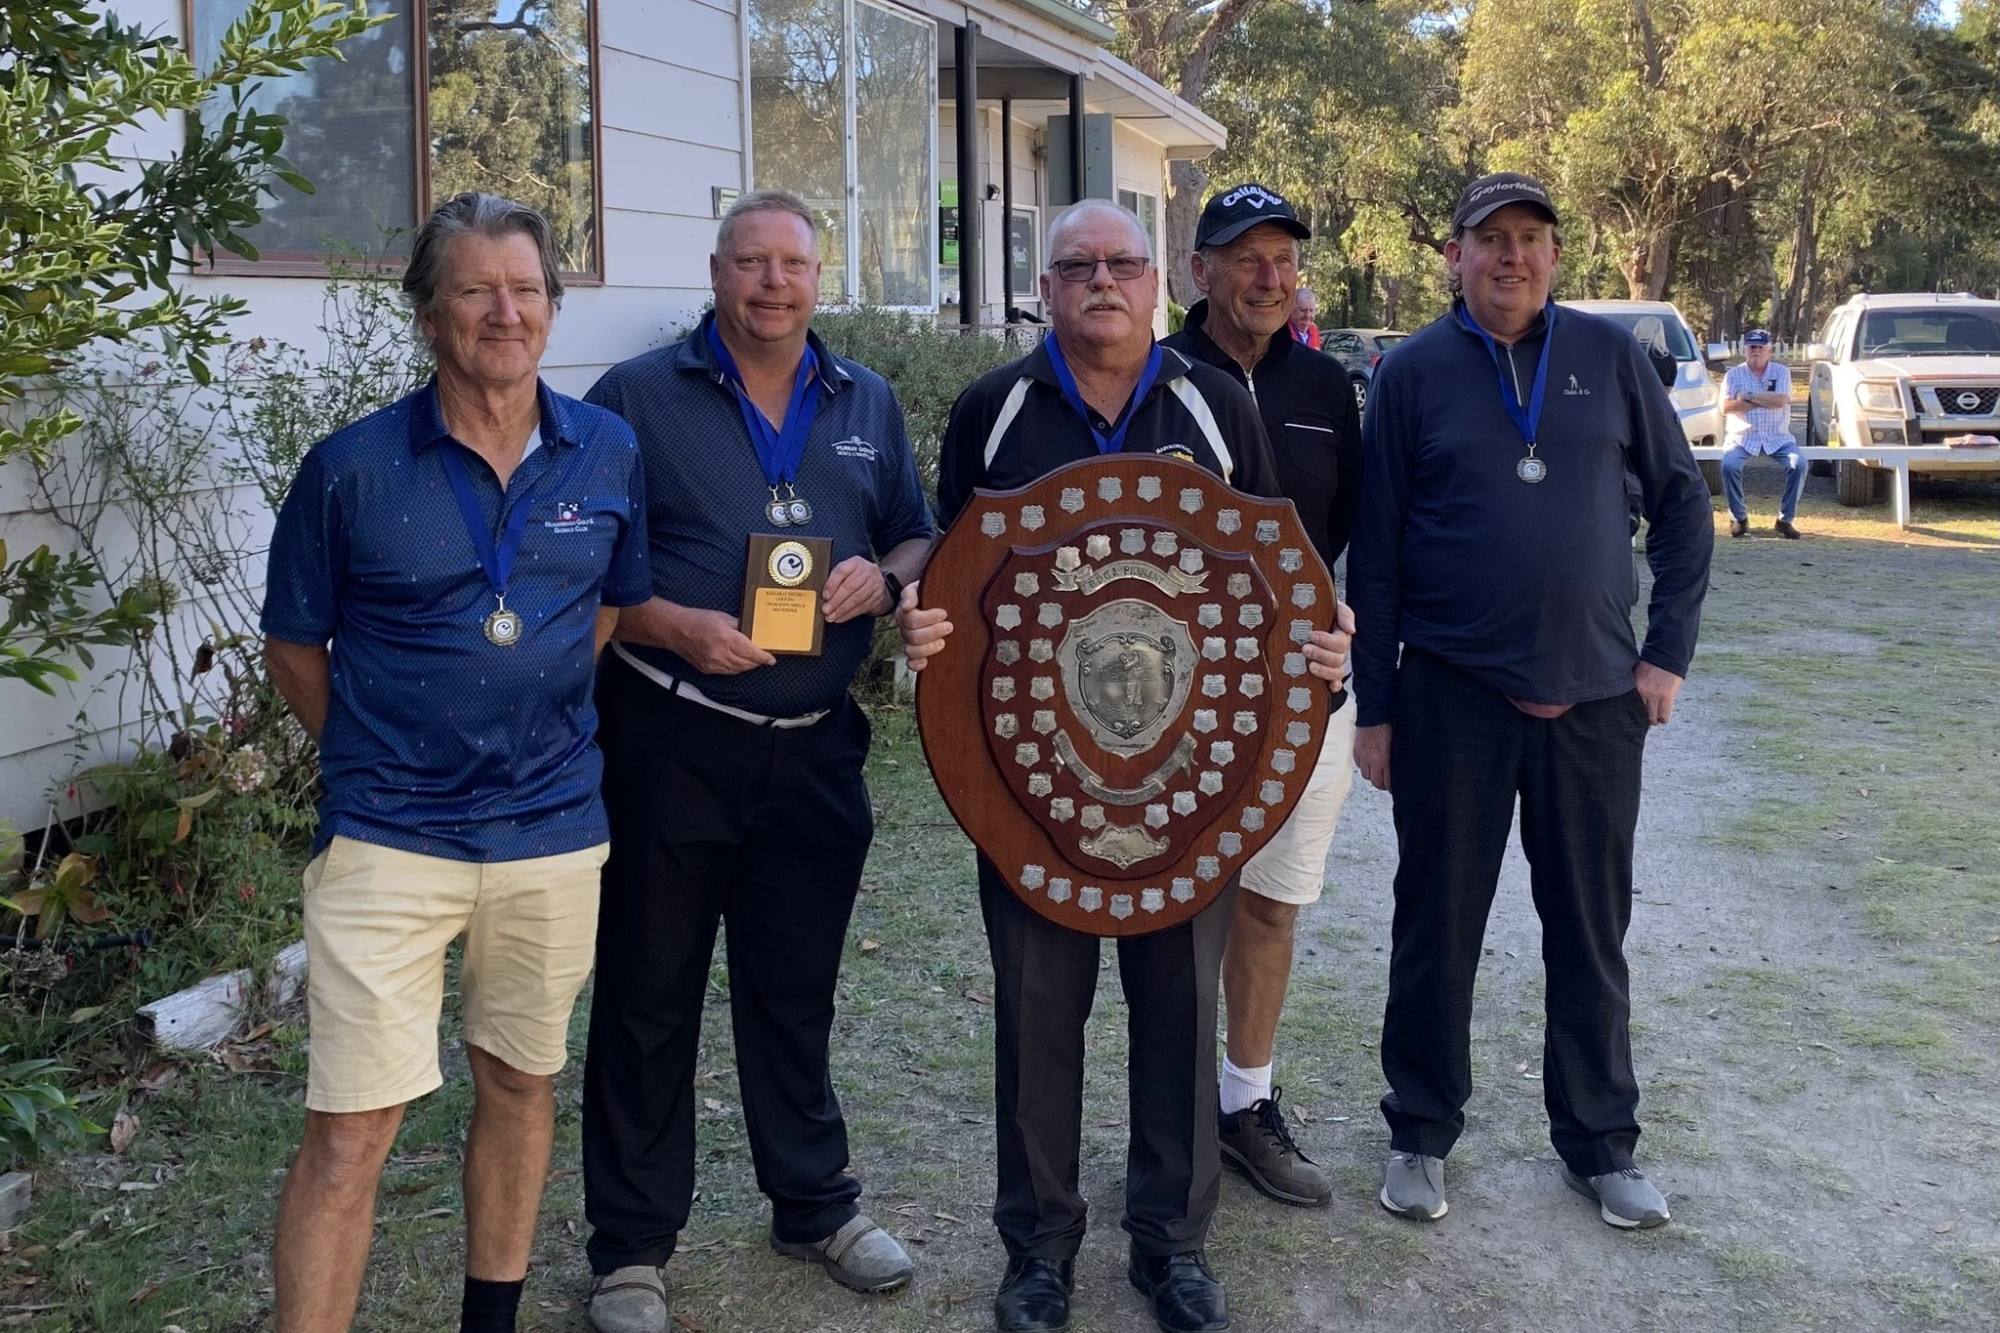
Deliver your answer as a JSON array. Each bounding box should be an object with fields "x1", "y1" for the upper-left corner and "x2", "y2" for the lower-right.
[
  {"x1": 751, "y1": 0, "x2": 934, "y2": 306},
  {"x1": 193, "y1": 0, "x2": 417, "y2": 258},
  {"x1": 751, "y1": 0, "x2": 849, "y2": 297},
  {"x1": 192, "y1": 0, "x2": 600, "y2": 272},
  {"x1": 428, "y1": 0, "x2": 598, "y2": 273},
  {"x1": 855, "y1": 3, "x2": 931, "y2": 306}
]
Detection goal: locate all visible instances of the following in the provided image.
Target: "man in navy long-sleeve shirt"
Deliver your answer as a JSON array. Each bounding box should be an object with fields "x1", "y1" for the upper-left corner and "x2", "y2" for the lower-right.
[{"x1": 1348, "y1": 173, "x2": 1712, "y2": 1232}]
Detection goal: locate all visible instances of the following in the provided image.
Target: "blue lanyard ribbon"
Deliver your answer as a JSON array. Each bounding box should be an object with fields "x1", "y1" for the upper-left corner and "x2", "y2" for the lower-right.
[
  {"x1": 706, "y1": 317, "x2": 821, "y2": 487},
  {"x1": 1044, "y1": 334, "x2": 1165, "y2": 454},
  {"x1": 1458, "y1": 301, "x2": 1556, "y2": 449},
  {"x1": 439, "y1": 439, "x2": 541, "y2": 601}
]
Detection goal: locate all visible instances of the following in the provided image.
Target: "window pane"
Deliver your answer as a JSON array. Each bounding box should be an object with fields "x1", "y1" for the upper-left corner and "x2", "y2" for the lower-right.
[
  {"x1": 750, "y1": 0, "x2": 849, "y2": 299},
  {"x1": 854, "y1": 2, "x2": 933, "y2": 306},
  {"x1": 191, "y1": 0, "x2": 417, "y2": 257},
  {"x1": 428, "y1": 0, "x2": 599, "y2": 273}
]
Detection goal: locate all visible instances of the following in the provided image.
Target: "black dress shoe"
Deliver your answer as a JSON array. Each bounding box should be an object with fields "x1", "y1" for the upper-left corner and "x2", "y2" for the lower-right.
[
  {"x1": 995, "y1": 1256, "x2": 1074, "y2": 1332},
  {"x1": 1127, "y1": 1247, "x2": 1228, "y2": 1332}
]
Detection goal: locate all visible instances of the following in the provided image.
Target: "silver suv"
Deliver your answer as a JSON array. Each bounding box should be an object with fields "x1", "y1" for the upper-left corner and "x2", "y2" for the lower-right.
[{"x1": 1804, "y1": 293, "x2": 2000, "y2": 504}]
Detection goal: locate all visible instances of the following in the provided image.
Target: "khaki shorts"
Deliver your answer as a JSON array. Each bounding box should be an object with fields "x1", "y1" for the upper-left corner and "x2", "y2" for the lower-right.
[
  {"x1": 300, "y1": 836, "x2": 607, "y2": 1113},
  {"x1": 1239, "y1": 694, "x2": 1358, "y2": 906}
]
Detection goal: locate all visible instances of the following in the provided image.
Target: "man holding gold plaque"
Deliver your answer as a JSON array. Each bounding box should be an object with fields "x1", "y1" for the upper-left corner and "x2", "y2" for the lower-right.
[{"x1": 577, "y1": 190, "x2": 933, "y2": 1332}]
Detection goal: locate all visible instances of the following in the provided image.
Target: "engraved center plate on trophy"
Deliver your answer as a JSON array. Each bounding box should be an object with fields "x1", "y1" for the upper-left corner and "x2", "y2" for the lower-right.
[{"x1": 919, "y1": 455, "x2": 1337, "y2": 936}]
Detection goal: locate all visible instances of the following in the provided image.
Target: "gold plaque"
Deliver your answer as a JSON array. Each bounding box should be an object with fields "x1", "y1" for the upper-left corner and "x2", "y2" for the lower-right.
[{"x1": 741, "y1": 533, "x2": 831, "y2": 656}]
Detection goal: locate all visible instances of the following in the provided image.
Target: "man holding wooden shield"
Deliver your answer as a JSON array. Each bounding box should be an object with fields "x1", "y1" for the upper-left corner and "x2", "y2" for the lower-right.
[{"x1": 898, "y1": 199, "x2": 1353, "y2": 1333}]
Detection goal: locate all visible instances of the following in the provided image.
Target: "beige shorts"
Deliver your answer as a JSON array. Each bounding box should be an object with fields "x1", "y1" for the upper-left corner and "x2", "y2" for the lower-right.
[
  {"x1": 1238, "y1": 693, "x2": 1358, "y2": 906},
  {"x1": 300, "y1": 835, "x2": 608, "y2": 1113}
]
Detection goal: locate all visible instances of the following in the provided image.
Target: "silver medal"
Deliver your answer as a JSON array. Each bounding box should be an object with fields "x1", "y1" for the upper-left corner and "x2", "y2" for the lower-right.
[
  {"x1": 787, "y1": 497, "x2": 812, "y2": 525},
  {"x1": 484, "y1": 600, "x2": 522, "y2": 647},
  {"x1": 1517, "y1": 455, "x2": 1547, "y2": 484},
  {"x1": 767, "y1": 494, "x2": 793, "y2": 526}
]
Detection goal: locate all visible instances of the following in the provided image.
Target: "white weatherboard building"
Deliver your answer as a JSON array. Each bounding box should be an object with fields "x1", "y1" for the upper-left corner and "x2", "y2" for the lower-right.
[{"x1": 0, "y1": 0, "x2": 1223, "y2": 828}]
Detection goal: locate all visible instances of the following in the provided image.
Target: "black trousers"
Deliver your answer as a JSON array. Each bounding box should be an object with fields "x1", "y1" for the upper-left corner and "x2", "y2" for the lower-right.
[
  {"x1": 979, "y1": 855, "x2": 1235, "y2": 1260},
  {"x1": 583, "y1": 653, "x2": 872, "y2": 1273},
  {"x1": 1378, "y1": 649, "x2": 1648, "y2": 1176}
]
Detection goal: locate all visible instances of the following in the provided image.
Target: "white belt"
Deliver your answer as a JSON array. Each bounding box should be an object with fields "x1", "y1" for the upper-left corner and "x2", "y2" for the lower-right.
[{"x1": 612, "y1": 642, "x2": 830, "y2": 729}]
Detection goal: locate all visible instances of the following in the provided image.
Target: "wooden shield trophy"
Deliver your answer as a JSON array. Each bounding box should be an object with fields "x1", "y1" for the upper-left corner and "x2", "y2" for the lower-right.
[{"x1": 916, "y1": 454, "x2": 1336, "y2": 937}]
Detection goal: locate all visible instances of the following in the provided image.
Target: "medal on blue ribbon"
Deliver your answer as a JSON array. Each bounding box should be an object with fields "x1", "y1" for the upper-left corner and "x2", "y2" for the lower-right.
[
  {"x1": 1460, "y1": 301, "x2": 1557, "y2": 483},
  {"x1": 438, "y1": 444, "x2": 540, "y2": 647},
  {"x1": 1044, "y1": 334, "x2": 1165, "y2": 455},
  {"x1": 707, "y1": 317, "x2": 822, "y2": 526}
]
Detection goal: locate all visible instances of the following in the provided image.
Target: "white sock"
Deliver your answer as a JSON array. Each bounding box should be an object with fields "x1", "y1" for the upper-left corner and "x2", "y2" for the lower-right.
[{"x1": 1220, "y1": 1058, "x2": 1273, "y2": 1115}]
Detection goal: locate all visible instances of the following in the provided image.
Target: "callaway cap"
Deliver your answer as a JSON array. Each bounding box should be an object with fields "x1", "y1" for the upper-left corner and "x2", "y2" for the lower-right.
[
  {"x1": 1743, "y1": 329, "x2": 1772, "y2": 346},
  {"x1": 1451, "y1": 172, "x2": 1559, "y2": 233},
  {"x1": 1195, "y1": 183, "x2": 1311, "y2": 249}
]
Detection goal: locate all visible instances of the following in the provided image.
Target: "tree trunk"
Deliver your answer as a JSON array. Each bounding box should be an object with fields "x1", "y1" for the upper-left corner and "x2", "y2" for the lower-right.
[
  {"x1": 1164, "y1": 159, "x2": 1208, "y2": 306},
  {"x1": 1129, "y1": 0, "x2": 1272, "y2": 306},
  {"x1": 1381, "y1": 275, "x2": 1404, "y2": 328},
  {"x1": 1778, "y1": 156, "x2": 1821, "y2": 342}
]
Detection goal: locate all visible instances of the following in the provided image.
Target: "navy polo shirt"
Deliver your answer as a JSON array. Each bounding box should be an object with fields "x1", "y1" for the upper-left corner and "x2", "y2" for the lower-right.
[
  {"x1": 261, "y1": 377, "x2": 652, "y2": 861},
  {"x1": 585, "y1": 314, "x2": 934, "y2": 718}
]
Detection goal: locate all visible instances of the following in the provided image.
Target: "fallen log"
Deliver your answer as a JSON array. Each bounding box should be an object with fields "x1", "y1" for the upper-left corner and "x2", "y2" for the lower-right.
[{"x1": 134, "y1": 940, "x2": 309, "y2": 1051}]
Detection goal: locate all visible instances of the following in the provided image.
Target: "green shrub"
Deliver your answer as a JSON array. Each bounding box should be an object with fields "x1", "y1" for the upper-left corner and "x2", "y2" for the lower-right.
[
  {"x1": 808, "y1": 307, "x2": 1016, "y2": 504},
  {"x1": 0, "y1": 1051, "x2": 98, "y2": 1167}
]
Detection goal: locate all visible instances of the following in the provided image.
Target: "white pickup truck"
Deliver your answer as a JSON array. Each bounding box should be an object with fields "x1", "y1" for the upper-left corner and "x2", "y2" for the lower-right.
[{"x1": 1802, "y1": 292, "x2": 2000, "y2": 505}]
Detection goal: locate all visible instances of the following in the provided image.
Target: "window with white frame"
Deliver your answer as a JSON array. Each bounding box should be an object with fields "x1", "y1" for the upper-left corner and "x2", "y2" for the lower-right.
[
  {"x1": 188, "y1": 0, "x2": 601, "y2": 275},
  {"x1": 1117, "y1": 188, "x2": 1158, "y2": 252},
  {"x1": 749, "y1": 0, "x2": 936, "y2": 306}
]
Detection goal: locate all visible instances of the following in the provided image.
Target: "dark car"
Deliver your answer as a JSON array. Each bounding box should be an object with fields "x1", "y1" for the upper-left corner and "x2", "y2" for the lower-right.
[{"x1": 1321, "y1": 328, "x2": 1409, "y2": 410}]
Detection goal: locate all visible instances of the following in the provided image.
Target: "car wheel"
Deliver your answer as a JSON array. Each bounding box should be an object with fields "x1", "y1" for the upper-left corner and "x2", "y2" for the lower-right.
[
  {"x1": 1351, "y1": 377, "x2": 1368, "y2": 412},
  {"x1": 1834, "y1": 458, "x2": 1880, "y2": 507},
  {"x1": 1697, "y1": 459, "x2": 1723, "y2": 495}
]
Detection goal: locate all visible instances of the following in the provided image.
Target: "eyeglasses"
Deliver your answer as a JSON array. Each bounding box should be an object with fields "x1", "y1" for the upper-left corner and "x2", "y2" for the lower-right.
[{"x1": 1049, "y1": 255, "x2": 1150, "y2": 283}]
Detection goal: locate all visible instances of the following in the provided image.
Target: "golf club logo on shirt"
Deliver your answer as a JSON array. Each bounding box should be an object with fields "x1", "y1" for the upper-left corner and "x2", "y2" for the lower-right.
[
  {"x1": 544, "y1": 499, "x2": 592, "y2": 534},
  {"x1": 1563, "y1": 374, "x2": 1590, "y2": 396}
]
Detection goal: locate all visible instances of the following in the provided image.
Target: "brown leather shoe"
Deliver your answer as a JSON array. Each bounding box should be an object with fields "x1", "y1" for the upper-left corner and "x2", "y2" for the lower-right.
[
  {"x1": 1775, "y1": 519, "x2": 1802, "y2": 539},
  {"x1": 1729, "y1": 517, "x2": 1749, "y2": 537},
  {"x1": 1218, "y1": 1089, "x2": 1330, "y2": 1206}
]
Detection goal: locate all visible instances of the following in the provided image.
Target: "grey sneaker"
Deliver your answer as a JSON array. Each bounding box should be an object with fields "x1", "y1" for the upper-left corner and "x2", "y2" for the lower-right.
[
  {"x1": 1379, "y1": 1151, "x2": 1448, "y2": 1220},
  {"x1": 771, "y1": 1213, "x2": 913, "y2": 1293},
  {"x1": 1563, "y1": 1166, "x2": 1670, "y2": 1229},
  {"x1": 587, "y1": 1265, "x2": 667, "y2": 1333},
  {"x1": 1219, "y1": 1088, "x2": 1331, "y2": 1206}
]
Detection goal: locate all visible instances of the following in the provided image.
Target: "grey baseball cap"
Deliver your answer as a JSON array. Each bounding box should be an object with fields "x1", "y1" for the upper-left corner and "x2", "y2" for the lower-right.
[{"x1": 1451, "y1": 172, "x2": 1559, "y2": 232}]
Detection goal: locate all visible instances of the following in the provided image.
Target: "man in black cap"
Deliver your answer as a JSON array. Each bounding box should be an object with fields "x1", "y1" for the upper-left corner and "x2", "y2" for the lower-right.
[
  {"x1": 1349, "y1": 171, "x2": 1712, "y2": 1230},
  {"x1": 1163, "y1": 183, "x2": 1361, "y2": 1212}
]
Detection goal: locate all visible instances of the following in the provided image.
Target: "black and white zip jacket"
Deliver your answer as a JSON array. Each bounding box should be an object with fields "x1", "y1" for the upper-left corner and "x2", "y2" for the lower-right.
[{"x1": 936, "y1": 339, "x2": 1281, "y2": 528}]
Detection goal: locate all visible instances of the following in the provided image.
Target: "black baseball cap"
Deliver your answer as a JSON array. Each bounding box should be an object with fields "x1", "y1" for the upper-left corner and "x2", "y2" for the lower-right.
[
  {"x1": 1451, "y1": 172, "x2": 1559, "y2": 232},
  {"x1": 1194, "y1": 183, "x2": 1311, "y2": 249}
]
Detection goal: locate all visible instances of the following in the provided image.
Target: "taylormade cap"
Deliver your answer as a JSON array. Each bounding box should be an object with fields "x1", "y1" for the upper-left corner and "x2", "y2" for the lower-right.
[
  {"x1": 1451, "y1": 172, "x2": 1559, "y2": 233},
  {"x1": 1195, "y1": 183, "x2": 1311, "y2": 249}
]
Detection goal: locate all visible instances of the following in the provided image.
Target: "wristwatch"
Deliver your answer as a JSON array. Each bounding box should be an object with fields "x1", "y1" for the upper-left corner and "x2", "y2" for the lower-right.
[{"x1": 881, "y1": 568, "x2": 905, "y2": 613}]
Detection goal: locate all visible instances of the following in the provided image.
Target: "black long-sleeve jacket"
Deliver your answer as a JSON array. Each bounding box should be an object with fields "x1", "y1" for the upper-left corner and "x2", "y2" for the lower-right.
[{"x1": 1349, "y1": 302, "x2": 1713, "y2": 726}]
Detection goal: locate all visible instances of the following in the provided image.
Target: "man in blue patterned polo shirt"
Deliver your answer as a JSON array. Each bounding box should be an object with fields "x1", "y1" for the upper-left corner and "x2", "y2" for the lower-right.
[
  {"x1": 576, "y1": 189, "x2": 934, "y2": 1333},
  {"x1": 261, "y1": 194, "x2": 650, "y2": 1333}
]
